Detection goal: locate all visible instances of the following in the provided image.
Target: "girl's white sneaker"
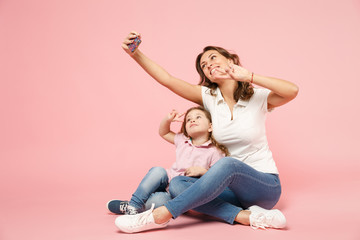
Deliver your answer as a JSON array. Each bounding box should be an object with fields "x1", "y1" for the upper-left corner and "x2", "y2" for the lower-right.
[
  {"x1": 249, "y1": 205, "x2": 286, "y2": 229},
  {"x1": 115, "y1": 203, "x2": 169, "y2": 233}
]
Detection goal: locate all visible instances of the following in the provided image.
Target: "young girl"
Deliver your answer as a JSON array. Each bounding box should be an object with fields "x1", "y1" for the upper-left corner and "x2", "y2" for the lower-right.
[{"x1": 107, "y1": 106, "x2": 229, "y2": 215}]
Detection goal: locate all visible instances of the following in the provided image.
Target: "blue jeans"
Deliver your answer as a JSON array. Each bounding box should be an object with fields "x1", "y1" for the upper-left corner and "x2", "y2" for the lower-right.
[
  {"x1": 130, "y1": 167, "x2": 172, "y2": 211},
  {"x1": 165, "y1": 157, "x2": 282, "y2": 224}
]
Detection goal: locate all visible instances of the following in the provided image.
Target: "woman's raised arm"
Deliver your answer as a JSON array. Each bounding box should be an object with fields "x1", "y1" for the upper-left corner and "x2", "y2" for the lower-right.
[
  {"x1": 225, "y1": 64, "x2": 299, "y2": 109},
  {"x1": 122, "y1": 31, "x2": 202, "y2": 105}
]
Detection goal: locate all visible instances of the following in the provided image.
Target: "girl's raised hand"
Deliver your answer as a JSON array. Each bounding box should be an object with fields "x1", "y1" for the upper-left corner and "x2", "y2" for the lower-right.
[
  {"x1": 168, "y1": 110, "x2": 185, "y2": 122},
  {"x1": 122, "y1": 31, "x2": 141, "y2": 54}
]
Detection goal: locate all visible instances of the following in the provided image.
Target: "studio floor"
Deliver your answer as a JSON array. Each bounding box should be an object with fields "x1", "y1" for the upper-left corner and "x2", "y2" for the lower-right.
[{"x1": 2, "y1": 169, "x2": 359, "y2": 240}]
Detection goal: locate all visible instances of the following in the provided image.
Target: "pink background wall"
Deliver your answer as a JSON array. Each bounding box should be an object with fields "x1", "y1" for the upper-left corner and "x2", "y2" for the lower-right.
[{"x1": 1, "y1": 0, "x2": 360, "y2": 239}]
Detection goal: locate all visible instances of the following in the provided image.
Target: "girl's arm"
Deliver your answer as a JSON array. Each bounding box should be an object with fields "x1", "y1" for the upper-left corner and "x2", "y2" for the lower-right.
[
  {"x1": 225, "y1": 64, "x2": 299, "y2": 109},
  {"x1": 185, "y1": 146, "x2": 225, "y2": 177},
  {"x1": 184, "y1": 166, "x2": 208, "y2": 177},
  {"x1": 122, "y1": 31, "x2": 203, "y2": 105},
  {"x1": 159, "y1": 110, "x2": 184, "y2": 144}
]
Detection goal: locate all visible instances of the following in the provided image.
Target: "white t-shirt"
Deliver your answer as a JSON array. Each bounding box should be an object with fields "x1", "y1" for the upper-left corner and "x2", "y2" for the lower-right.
[{"x1": 201, "y1": 86, "x2": 279, "y2": 174}]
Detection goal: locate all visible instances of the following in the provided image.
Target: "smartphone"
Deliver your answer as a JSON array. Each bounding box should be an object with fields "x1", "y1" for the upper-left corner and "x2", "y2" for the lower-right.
[{"x1": 128, "y1": 36, "x2": 141, "y2": 52}]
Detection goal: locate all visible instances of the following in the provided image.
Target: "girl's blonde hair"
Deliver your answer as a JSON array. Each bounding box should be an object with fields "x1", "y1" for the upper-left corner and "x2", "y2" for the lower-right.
[{"x1": 180, "y1": 106, "x2": 230, "y2": 156}]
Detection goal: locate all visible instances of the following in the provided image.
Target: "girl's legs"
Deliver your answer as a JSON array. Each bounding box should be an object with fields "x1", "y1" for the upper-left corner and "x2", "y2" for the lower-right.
[
  {"x1": 145, "y1": 191, "x2": 172, "y2": 210},
  {"x1": 129, "y1": 167, "x2": 169, "y2": 211},
  {"x1": 161, "y1": 157, "x2": 281, "y2": 224}
]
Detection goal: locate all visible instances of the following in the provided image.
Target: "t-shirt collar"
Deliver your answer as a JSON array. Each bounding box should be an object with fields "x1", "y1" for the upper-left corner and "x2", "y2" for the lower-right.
[
  {"x1": 215, "y1": 87, "x2": 248, "y2": 107},
  {"x1": 184, "y1": 137, "x2": 212, "y2": 147}
]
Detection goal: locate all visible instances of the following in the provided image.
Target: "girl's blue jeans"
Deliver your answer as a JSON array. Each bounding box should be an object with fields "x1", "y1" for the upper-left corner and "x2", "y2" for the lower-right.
[
  {"x1": 165, "y1": 157, "x2": 282, "y2": 224},
  {"x1": 130, "y1": 167, "x2": 171, "y2": 211}
]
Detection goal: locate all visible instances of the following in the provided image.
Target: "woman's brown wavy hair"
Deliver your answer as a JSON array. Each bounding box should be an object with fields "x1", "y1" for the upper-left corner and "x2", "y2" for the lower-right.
[
  {"x1": 180, "y1": 106, "x2": 229, "y2": 156},
  {"x1": 195, "y1": 46, "x2": 254, "y2": 101}
]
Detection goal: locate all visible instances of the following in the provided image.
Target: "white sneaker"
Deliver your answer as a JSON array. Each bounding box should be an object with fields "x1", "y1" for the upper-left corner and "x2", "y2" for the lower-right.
[
  {"x1": 115, "y1": 203, "x2": 169, "y2": 233},
  {"x1": 248, "y1": 205, "x2": 286, "y2": 230}
]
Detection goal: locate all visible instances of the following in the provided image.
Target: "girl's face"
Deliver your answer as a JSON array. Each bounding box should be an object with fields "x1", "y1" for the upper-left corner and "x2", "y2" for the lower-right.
[
  {"x1": 185, "y1": 109, "x2": 212, "y2": 139},
  {"x1": 200, "y1": 50, "x2": 231, "y2": 83}
]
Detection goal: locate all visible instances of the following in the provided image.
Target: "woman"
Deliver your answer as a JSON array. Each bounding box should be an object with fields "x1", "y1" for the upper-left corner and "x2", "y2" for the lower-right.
[{"x1": 115, "y1": 31, "x2": 299, "y2": 233}]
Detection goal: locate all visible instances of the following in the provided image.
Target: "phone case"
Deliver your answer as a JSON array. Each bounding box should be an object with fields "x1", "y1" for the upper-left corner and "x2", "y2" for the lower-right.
[{"x1": 128, "y1": 36, "x2": 141, "y2": 52}]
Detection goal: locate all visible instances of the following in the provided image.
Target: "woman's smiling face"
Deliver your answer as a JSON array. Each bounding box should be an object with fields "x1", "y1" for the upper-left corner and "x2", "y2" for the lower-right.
[{"x1": 199, "y1": 50, "x2": 231, "y2": 83}]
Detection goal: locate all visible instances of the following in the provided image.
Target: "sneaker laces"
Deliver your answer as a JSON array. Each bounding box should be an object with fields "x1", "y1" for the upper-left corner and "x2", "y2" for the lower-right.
[
  {"x1": 115, "y1": 203, "x2": 169, "y2": 233},
  {"x1": 250, "y1": 213, "x2": 273, "y2": 230},
  {"x1": 126, "y1": 205, "x2": 139, "y2": 215},
  {"x1": 129, "y1": 204, "x2": 155, "y2": 227},
  {"x1": 119, "y1": 202, "x2": 129, "y2": 212}
]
